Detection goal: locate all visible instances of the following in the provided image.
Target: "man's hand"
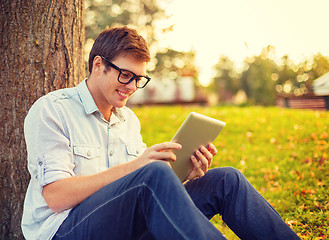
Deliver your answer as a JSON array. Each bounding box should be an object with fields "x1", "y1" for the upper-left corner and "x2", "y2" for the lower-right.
[
  {"x1": 186, "y1": 143, "x2": 217, "y2": 180},
  {"x1": 135, "y1": 142, "x2": 182, "y2": 168}
]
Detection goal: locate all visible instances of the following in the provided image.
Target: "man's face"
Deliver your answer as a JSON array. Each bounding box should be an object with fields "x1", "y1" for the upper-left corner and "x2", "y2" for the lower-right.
[{"x1": 93, "y1": 54, "x2": 147, "y2": 110}]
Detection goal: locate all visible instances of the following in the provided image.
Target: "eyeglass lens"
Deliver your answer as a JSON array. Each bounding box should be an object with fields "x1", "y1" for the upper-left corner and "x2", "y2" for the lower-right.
[{"x1": 119, "y1": 70, "x2": 148, "y2": 88}]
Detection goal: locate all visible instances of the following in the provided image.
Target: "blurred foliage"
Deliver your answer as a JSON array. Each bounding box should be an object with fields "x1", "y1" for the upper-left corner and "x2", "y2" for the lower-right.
[
  {"x1": 240, "y1": 46, "x2": 277, "y2": 105},
  {"x1": 210, "y1": 56, "x2": 240, "y2": 102},
  {"x1": 85, "y1": 0, "x2": 199, "y2": 81},
  {"x1": 85, "y1": 0, "x2": 166, "y2": 46},
  {"x1": 210, "y1": 46, "x2": 329, "y2": 106},
  {"x1": 150, "y1": 49, "x2": 198, "y2": 81}
]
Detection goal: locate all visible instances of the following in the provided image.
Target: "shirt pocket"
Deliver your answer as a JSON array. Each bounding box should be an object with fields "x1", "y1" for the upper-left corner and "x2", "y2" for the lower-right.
[
  {"x1": 73, "y1": 145, "x2": 103, "y2": 175},
  {"x1": 125, "y1": 144, "x2": 145, "y2": 162}
]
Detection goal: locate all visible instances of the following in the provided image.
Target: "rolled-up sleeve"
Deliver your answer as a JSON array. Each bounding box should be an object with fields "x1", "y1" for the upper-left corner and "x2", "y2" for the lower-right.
[{"x1": 25, "y1": 96, "x2": 75, "y2": 187}]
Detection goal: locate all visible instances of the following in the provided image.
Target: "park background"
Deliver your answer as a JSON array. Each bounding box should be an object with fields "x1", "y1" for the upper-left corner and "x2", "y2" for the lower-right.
[{"x1": 0, "y1": 0, "x2": 328, "y2": 239}]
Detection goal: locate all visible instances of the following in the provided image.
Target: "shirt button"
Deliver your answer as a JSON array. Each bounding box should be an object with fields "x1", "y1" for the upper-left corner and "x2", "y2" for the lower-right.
[
  {"x1": 38, "y1": 160, "x2": 43, "y2": 166},
  {"x1": 136, "y1": 150, "x2": 140, "y2": 154},
  {"x1": 87, "y1": 151, "x2": 91, "y2": 157},
  {"x1": 109, "y1": 151, "x2": 114, "y2": 156}
]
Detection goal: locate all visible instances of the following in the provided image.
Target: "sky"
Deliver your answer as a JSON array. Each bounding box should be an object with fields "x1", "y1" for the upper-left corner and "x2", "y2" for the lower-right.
[{"x1": 158, "y1": 0, "x2": 329, "y2": 85}]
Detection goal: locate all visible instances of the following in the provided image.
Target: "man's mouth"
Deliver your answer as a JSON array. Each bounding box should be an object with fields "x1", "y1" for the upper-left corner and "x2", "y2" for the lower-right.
[{"x1": 117, "y1": 90, "x2": 129, "y2": 99}]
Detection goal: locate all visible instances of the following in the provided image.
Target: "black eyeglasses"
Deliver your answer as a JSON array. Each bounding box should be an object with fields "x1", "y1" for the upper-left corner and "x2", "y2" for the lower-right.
[{"x1": 100, "y1": 56, "x2": 151, "y2": 89}]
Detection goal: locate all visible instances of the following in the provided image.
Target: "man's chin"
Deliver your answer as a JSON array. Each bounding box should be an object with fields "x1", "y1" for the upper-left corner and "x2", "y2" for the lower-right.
[{"x1": 115, "y1": 100, "x2": 128, "y2": 109}]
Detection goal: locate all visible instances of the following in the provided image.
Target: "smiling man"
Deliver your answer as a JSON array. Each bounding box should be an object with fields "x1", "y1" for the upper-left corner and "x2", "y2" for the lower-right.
[{"x1": 22, "y1": 26, "x2": 299, "y2": 240}]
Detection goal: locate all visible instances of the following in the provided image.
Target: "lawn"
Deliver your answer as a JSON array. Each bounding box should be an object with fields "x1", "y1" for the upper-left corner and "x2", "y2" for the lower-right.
[{"x1": 133, "y1": 105, "x2": 329, "y2": 240}]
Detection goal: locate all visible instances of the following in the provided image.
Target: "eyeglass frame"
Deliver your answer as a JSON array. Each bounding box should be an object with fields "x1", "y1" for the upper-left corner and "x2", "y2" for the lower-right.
[{"x1": 100, "y1": 56, "x2": 151, "y2": 89}]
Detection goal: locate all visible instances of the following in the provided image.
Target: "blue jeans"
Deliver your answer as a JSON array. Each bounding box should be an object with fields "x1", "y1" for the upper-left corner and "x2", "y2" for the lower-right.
[{"x1": 53, "y1": 162, "x2": 299, "y2": 240}]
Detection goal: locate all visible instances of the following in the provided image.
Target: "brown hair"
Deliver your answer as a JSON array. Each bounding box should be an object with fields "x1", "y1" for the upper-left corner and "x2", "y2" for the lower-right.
[{"x1": 88, "y1": 26, "x2": 151, "y2": 73}]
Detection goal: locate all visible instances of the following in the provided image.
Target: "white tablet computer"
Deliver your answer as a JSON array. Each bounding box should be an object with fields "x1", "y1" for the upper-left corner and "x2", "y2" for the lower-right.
[{"x1": 170, "y1": 112, "x2": 226, "y2": 182}]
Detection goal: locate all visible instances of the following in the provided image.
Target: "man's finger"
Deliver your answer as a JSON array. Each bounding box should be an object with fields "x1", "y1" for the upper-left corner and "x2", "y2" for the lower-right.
[
  {"x1": 207, "y1": 143, "x2": 217, "y2": 156},
  {"x1": 151, "y1": 142, "x2": 182, "y2": 152},
  {"x1": 200, "y1": 146, "x2": 213, "y2": 161}
]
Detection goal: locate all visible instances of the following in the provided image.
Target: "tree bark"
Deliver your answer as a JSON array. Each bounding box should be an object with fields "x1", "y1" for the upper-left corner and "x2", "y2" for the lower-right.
[{"x1": 0, "y1": 0, "x2": 85, "y2": 239}]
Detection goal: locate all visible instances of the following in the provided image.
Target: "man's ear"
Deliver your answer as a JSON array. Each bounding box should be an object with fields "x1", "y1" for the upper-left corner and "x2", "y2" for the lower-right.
[{"x1": 92, "y1": 56, "x2": 103, "y2": 75}]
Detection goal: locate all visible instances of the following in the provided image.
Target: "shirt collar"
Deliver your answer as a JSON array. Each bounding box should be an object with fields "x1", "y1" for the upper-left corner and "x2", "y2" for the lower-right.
[
  {"x1": 77, "y1": 79, "x2": 126, "y2": 123},
  {"x1": 110, "y1": 108, "x2": 126, "y2": 125},
  {"x1": 77, "y1": 79, "x2": 98, "y2": 115}
]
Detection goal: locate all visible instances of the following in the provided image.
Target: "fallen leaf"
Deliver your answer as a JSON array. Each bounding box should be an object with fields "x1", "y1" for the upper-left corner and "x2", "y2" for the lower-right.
[{"x1": 320, "y1": 132, "x2": 328, "y2": 139}]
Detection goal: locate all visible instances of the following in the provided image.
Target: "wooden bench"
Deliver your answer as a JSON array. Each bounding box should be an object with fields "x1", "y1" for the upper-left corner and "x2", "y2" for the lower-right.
[{"x1": 276, "y1": 94, "x2": 329, "y2": 111}]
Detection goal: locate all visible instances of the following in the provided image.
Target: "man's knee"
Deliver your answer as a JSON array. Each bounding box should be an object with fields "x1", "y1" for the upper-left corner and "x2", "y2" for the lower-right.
[
  {"x1": 224, "y1": 167, "x2": 244, "y2": 180},
  {"x1": 140, "y1": 161, "x2": 177, "y2": 181},
  {"x1": 209, "y1": 167, "x2": 246, "y2": 190},
  {"x1": 219, "y1": 167, "x2": 252, "y2": 197}
]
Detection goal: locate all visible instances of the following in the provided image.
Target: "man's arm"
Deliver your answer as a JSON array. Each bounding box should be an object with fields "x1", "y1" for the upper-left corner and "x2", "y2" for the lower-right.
[{"x1": 43, "y1": 142, "x2": 181, "y2": 213}]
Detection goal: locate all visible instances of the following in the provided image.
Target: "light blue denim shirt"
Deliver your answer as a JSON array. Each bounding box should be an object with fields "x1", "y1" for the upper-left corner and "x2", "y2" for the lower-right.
[{"x1": 22, "y1": 79, "x2": 147, "y2": 240}]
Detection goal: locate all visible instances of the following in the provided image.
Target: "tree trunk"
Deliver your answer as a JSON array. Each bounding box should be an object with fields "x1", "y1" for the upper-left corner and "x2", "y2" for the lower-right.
[{"x1": 0, "y1": 0, "x2": 85, "y2": 239}]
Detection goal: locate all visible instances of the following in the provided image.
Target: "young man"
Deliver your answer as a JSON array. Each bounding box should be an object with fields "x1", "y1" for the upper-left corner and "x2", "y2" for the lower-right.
[{"x1": 22, "y1": 26, "x2": 299, "y2": 240}]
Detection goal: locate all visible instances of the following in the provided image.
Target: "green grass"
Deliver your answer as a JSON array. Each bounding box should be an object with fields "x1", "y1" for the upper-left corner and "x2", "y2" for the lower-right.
[{"x1": 133, "y1": 105, "x2": 329, "y2": 240}]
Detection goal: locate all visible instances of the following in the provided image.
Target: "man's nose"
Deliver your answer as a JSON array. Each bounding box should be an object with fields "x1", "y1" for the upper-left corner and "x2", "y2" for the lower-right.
[{"x1": 126, "y1": 79, "x2": 137, "y2": 91}]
